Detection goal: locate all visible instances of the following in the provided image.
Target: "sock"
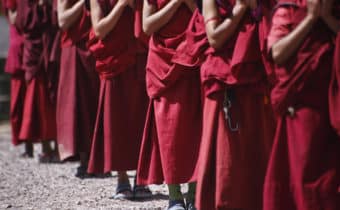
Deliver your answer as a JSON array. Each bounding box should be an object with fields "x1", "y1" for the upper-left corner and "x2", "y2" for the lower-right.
[
  {"x1": 168, "y1": 184, "x2": 183, "y2": 201},
  {"x1": 187, "y1": 182, "x2": 196, "y2": 202}
]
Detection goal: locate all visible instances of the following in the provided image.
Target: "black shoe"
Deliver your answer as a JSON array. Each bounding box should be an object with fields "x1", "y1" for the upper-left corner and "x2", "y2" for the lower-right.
[
  {"x1": 75, "y1": 165, "x2": 91, "y2": 179},
  {"x1": 185, "y1": 199, "x2": 197, "y2": 210}
]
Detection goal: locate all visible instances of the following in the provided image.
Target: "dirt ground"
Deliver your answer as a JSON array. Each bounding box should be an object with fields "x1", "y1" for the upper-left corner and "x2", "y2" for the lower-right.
[{"x1": 0, "y1": 121, "x2": 169, "y2": 210}]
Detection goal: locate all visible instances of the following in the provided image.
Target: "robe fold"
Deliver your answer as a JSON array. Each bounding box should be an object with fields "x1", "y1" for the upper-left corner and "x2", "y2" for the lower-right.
[
  {"x1": 191, "y1": 1, "x2": 276, "y2": 209},
  {"x1": 137, "y1": 0, "x2": 202, "y2": 185},
  {"x1": 87, "y1": 0, "x2": 148, "y2": 173},
  {"x1": 15, "y1": 0, "x2": 56, "y2": 141},
  {"x1": 264, "y1": 1, "x2": 340, "y2": 210},
  {"x1": 57, "y1": 0, "x2": 99, "y2": 160},
  {"x1": 329, "y1": 33, "x2": 340, "y2": 136}
]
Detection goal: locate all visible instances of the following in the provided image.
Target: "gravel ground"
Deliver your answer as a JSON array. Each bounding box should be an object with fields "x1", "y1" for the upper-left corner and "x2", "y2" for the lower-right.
[{"x1": 0, "y1": 121, "x2": 169, "y2": 210}]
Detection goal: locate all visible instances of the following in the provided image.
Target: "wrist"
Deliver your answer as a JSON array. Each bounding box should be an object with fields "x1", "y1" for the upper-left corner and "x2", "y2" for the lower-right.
[{"x1": 233, "y1": 3, "x2": 247, "y2": 15}]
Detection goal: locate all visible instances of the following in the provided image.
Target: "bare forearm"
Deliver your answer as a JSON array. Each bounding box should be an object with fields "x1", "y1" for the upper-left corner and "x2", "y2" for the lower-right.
[
  {"x1": 272, "y1": 15, "x2": 317, "y2": 65},
  {"x1": 91, "y1": 0, "x2": 126, "y2": 39},
  {"x1": 143, "y1": 0, "x2": 183, "y2": 35},
  {"x1": 58, "y1": 0, "x2": 84, "y2": 30},
  {"x1": 205, "y1": 4, "x2": 247, "y2": 49}
]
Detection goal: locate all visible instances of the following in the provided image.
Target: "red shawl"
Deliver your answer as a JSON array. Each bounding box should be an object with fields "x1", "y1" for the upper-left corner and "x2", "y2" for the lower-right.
[
  {"x1": 200, "y1": 0, "x2": 276, "y2": 97},
  {"x1": 15, "y1": 0, "x2": 50, "y2": 81},
  {"x1": 87, "y1": 0, "x2": 136, "y2": 79},
  {"x1": 145, "y1": 0, "x2": 193, "y2": 98},
  {"x1": 329, "y1": 33, "x2": 340, "y2": 136},
  {"x1": 60, "y1": 0, "x2": 91, "y2": 47},
  {"x1": 268, "y1": 0, "x2": 339, "y2": 116}
]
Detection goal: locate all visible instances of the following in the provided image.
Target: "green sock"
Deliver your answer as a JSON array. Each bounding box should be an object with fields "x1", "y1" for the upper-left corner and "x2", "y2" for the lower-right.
[
  {"x1": 187, "y1": 182, "x2": 196, "y2": 202},
  {"x1": 168, "y1": 184, "x2": 183, "y2": 201}
]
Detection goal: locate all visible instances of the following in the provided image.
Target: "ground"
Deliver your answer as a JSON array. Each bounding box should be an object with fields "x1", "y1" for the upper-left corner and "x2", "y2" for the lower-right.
[{"x1": 0, "y1": 121, "x2": 169, "y2": 210}]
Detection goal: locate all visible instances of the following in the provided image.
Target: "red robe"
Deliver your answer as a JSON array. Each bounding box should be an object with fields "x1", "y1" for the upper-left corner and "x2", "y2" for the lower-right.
[
  {"x1": 264, "y1": 1, "x2": 340, "y2": 210},
  {"x1": 3, "y1": 0, "x2": 25, "y2": 146},
  {"x1": 87, "y1": 0, "x2": 148, "y2": 173},
  {"x1": 190, "y1": 1, "x2": 276, "y2": 209},
  {"x1": 137, "y1": 0, "x2": 202, "y2": 185},
  {"x1": 15, "y1": 0, "x2": 56, "y2": 141},
  {"x1": 56, "y1": 0, "x2": 99, "y2": 160},
  {"x1": 329, "y1": 33, "x2": 340, "y2": 136}
]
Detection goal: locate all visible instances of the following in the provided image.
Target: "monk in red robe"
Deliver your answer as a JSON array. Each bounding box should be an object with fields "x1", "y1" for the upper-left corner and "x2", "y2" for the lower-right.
[
  {"x1": 194, "y1": 0, "x2": 276, "y2": 209},
  {"x1": 87, "y1": 0, "x2": 151, "y2": 199},
  {"x1": 3, "y1": 0, "x2": 28, "y2": 154},
  {"x1": 15, "y1": 0, "x2": 58, "y2": 161},
  {"x1": 264, "y1": 0, "x2": 340, "y2": 210},
  {"x1": 136, "y1": 0, "x2": 201, "y2": 209},
  {"x1": 57, "y1": 0, "x2": 99, "y2": 177}
]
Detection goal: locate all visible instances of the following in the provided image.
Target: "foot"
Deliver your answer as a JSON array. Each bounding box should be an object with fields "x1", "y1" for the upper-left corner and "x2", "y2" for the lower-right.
[
  {"x1": 75, "y1": 165, "x2": 91, "y2": 179},
  {"x1": 20, "y1": 151, "x2": 33, "y2": 158},
  {"x1": 185, "y1": 199, "x2": 197, "y2": 210},
  {"x1": 167, "y1": 200, "x2": 186, "y2": 210},
  {"x1": 113, "y1": 183, "x2": 133, "y2": 200},
  {"x1": 133, "y1": 185, "x2": 152, "y2": 199}
]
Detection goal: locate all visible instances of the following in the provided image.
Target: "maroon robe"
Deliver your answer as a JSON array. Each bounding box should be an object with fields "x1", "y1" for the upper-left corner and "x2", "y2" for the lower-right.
[
  {"x1": 15, "y1": 0, "x2": 56, "y2": 141},
  {"x1": 136, "y1": 0, "x2": 202, "y2": 185},
  {"x1": 192, "y1": 1, "x2": 276, "y2": 209},
  {"x1": 3, "y1": 0, "x2": 26, "y2": 145},
  {"x1": 87, "y1": 0, "x2": 148, "y2": 173},
  {"x1": 264, "y1": 1, "x2": 340, "y2": 210},
  {"x1": 329, "y1": 33, "x2": 340, "y2": 136},
  {"x1": 57, "y1": 0, "x2": 99, "y2": 160}
]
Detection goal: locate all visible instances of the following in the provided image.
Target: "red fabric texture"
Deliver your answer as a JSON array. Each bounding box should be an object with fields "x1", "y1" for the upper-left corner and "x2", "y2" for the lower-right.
[
  {"x1": 197, "y1": 87, "x2": 275, "y2": 210},
  {"x1": 5, "y1": 25, "x2": 24, "y2": 75},
  {"x1": 201, "y1": 0, "x2": 276, "y2": 97},
  {"x1": 5, "y1": 0, "x2": 16, "y2": 10},
  {"x1": 137, "y1": 72, "x2": 202, "y2": 184},
  {"x1": 264, "y1": 2, "x2": 340, "y2": 210},
  {"x1": 57, "y1": 44, "x2": 99, "y2": 160},
  {"x1": 61, "y1": 1, "x2": 91, "y2": 47},
  {"x1": 87, "y1": 66, "x2": 148, "y2": 173},
  {"x1": 13, "y1": 0, "x2": 56, "y2": 141},
  {"x1": 137, "y1": 0, "x2": 201, "y2": 185},
  {"x1": 87, "y1": 0, "x2": 148, "y2": 173},
  {"x1": 87, "y1": 0, "x2": 136, "y2": 79},
  {"x1": 329, "y1": 33, "x2": 340, "y2": 136},
  {"x1": 19, "y1": 71, "x2": 56, "y2": 141},
  {"x1": 9, "y1": 73, "x2": 26, "y2": 145},
  {"x1": 195, "y1": 1, "x2": 276, "y2": 209}
]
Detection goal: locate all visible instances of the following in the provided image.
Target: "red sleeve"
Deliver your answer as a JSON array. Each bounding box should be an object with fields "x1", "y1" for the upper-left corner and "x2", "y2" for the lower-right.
[
  {"x1": 267, "y1": 6, "x2": 296, "y2": 50},
  {"x1": 6, "y1": 0, "x2": 16, "y2": 10}
]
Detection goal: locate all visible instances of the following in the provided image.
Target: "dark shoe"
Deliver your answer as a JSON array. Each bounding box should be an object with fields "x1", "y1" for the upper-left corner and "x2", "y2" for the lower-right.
[
  {"x1": 75, "y1": 165, "x2": 91, "y2": 179},
  {"x1": 20, "y1": 152, "x2": 33, "y2": 158},
  {"x1": 133, "y1": 185, "x2": 152, "y2": 199},
  {"x1": 38, "y1": 152, "x2": 60, "y2": 163},
  {"x1": 185, "y1": 199, "x2": 197, "y2": 210},
  {"x1": 113, "y1": 183, "x2": 133, "y2": 200},
  {"x1": 168, "y1": 200, "x2": 186, "y2": 210}
]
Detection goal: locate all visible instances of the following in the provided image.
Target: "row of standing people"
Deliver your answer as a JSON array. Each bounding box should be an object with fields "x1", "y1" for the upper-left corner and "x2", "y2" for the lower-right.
[{"x1": 2, "y1": 0, "x2": 340, "y2": 210}]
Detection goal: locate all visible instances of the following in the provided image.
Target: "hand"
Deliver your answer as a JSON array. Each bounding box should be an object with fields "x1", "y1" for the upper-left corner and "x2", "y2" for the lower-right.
[
  {"x1": 320, "y1": 0, "x2": 334, "y2": 20},
  {"x1": 119, "y1": 0, "x2": 135, "y2": 8},
  {"x1": 235, "y1": 0, "x2": 247, "y2": 7},
  {"x1": 307, "y1": 0, "x2": 321, "y2": 20}
]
